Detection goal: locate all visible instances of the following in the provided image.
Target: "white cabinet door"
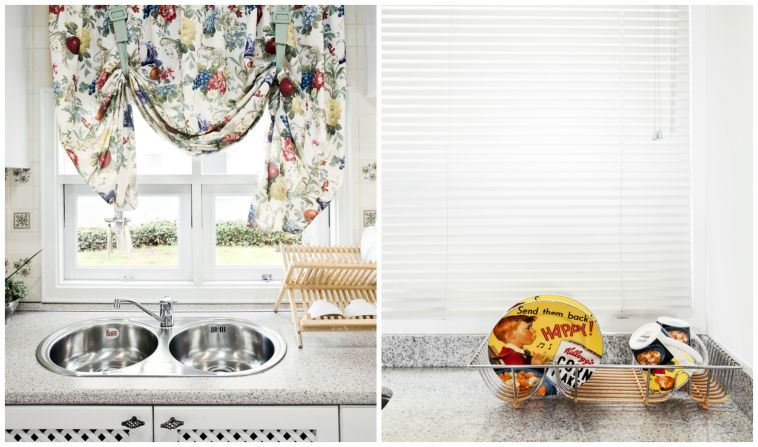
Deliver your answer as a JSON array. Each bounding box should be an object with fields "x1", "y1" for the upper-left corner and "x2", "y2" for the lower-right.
[
  {"x1": 154, "y1": 406, "x2": 339, "y2": 442},
  {"x1": 5, "y1": 406, "x2": 152, "y2": 442},
  {"x1": 339, "y1": 406, "x2": 377, "y2": 442}
]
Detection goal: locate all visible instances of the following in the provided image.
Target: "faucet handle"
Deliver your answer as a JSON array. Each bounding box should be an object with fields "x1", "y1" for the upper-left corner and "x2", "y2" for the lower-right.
[
  {"x1": 158, "y1": 296, "x2": 175, "y2": 327},
  {"x1": 159, "y1": 296, "x2": 175, "y2": 313}
]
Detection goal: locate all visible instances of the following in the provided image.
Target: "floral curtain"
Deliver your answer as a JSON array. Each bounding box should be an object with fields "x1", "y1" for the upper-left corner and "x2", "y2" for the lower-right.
[{"x1": 48, "y1": 5, "x2": 346, "y2": 233}]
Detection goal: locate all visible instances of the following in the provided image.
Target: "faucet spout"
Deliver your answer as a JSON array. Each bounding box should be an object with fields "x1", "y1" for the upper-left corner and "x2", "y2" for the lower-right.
[{"x1": 114, "y1": 297, "x2": 175, "y2": 327}]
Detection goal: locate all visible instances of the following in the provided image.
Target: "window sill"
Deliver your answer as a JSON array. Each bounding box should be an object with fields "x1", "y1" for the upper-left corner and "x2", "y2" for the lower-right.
[
  {"x1": 18, "y1": 301, "x2": 281, "y2": 313},
  {"x1": 56, "y1": 279, "x2": 282, "y2": 287},
  {"x1": 43, "y1": 280, "x2": 282, "y2": 303},
  {"x1": 382, "y1": 310, "x2": 706, "y2": 335}
]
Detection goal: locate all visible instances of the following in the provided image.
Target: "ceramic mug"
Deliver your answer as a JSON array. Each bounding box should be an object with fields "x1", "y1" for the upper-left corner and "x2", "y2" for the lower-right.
[
  {"x1": 629, "y1": 322, "x2": 705, "y2": 392},
  {"x1": 630, "y1": 323, "x2": 704, "y2": 365},
  {"x1": 656, "y1": 316, "x2": 709, "y2": 371}
]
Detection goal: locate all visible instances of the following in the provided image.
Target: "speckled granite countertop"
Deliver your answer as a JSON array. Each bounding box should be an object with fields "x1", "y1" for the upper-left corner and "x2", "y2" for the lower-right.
[
  {"x1": 6, "y1": 311, "x2": 376, "y2": 406},
  {"x1": 382, "y1": 367, "x2": 752, "y2": 442}
]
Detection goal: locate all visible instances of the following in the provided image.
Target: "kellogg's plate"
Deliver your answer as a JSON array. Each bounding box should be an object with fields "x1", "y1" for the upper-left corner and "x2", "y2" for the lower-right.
[{"x1": 488, "y1": 295, "x2": 604, "y2": 397}]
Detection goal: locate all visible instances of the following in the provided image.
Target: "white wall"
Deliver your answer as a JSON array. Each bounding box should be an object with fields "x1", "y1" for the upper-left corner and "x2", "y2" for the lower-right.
[
  {"x1": 344, "y1": 6, "x2": 377, "y2": 244},
  {"x1": 693, "y1": 6, "x2": 753, "y2": 369},
  {"x1": 4, "y1": 5, "x2": 48, "y2": 302}
]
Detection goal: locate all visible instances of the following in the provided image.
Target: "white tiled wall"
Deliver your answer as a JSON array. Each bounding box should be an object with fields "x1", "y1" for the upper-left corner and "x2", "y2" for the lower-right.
[
  {"x1": 5, "y1": 5, "x2": 50, "y2": 302},
  {"x1": 345, "y1": 6, "x2": 377, "y2": 244},
  {"x1": 3, "y1": 5, "x2": 376, "y2": 302}
]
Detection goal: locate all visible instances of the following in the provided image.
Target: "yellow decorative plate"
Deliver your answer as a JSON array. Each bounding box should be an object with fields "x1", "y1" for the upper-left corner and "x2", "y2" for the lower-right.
[{"x1": 488, "y1": 295, "x2": 604, "y2": 397}]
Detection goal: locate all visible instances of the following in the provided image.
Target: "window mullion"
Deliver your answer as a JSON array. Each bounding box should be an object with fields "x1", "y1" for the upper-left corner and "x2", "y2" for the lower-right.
[{"x1": 191, "y1": 185, "x2": 203, "y2": 287}]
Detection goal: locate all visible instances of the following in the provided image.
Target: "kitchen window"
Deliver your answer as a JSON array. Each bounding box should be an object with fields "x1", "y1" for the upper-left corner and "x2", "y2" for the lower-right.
[
  {"x1": 381, "y1": 6, "x2": 697, "y2": 332},
  {"x1": 41, "y1": 89, "x2": 330, "y2": 302}
]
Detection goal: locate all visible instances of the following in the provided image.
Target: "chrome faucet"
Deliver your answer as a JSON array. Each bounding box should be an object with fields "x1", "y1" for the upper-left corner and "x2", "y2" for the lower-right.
[{"x1": 114, "y1": 296, "x2": 175, "y2": 327}]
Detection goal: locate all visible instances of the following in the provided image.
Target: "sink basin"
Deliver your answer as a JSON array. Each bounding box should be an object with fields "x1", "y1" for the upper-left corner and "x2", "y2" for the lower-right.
[
  {"x1": 169, "y1": 320, "x2": 286, "y2": 375},
  {"x1": 36, "y1": 317, "x2": 286, "y2": 377},
  {"x1": 382, "y1": 387, "x2": 393, "y2": 410},
  {"x1": 37, "y1": 319, "x2": 159, "y2": 376}
]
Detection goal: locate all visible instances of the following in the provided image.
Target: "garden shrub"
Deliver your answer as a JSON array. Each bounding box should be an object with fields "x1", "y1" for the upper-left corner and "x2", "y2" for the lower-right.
[
  {"x1": 77, "y1": 226, "x2": 110, "y2": 251},
  {"x1": 78, "y1": 220, "x2": 299, "y2": 251},
  {"x1": 130, "y1": 220, "x2": 177, "y2": 248},
  {"x1": 215, "y1": 221, "x2": 300, "y2": 247}
]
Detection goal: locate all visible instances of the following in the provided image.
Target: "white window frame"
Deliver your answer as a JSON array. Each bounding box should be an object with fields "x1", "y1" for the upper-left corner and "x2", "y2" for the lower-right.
[
  {"x1": 40, "y1": 88, "x2": 336, "y2": 303},
  {"x1": 201, "y1": 184, "x2": 278, "y2": 282},
  {"x1": 63, "y1": 183, "x2": 192, "y2": 281}
]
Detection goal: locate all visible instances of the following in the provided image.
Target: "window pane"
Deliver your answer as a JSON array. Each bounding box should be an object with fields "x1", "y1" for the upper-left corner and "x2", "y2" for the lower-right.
[
  {"x1": 58, "y1": 141, "x2": 79, "y2": 175},
  {"x1": 57, "y1": 108, "x2": 193, "y2": 176},
  {"x1": 133, "y1": 107, "x2": 192, "y2": 175},
  {"x1": 214, "y1": 195, "x2": 301, "y2": 266},
  {"x1": 76, "y1": 195, "x2": 180, "y2": 266},
  {"x1": 202, "y1": 119, "x2": 268, "y2": 175}
]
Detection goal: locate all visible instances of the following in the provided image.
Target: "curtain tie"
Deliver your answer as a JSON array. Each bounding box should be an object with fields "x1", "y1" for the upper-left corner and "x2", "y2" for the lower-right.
[
  {"x1": 273, "y1": 5, "x2": 290, "y2": 76},
  {"x1": 109, "y1": 5, "x2": 130, "y2": 80}
]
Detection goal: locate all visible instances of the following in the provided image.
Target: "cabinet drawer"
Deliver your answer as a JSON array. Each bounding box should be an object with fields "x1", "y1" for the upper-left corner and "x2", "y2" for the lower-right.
[
  {"x1": 5, "y1": 406, "x2": 152, "y2": 442},
  {"x1": 154, "y1": 406, "x2": 339, "y2": 442}
]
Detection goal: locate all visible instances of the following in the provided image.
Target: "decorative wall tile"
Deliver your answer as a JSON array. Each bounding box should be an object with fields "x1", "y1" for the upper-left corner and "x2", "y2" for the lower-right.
[
  {"x1": 361, "y1": 162, "x2": 376, "y2": 181},
  {"x1": 13, "y1": 168, "x2": 31, "y2": 184},
  {"x1": 12, "y1": 212, "x2": 31, "y2": 230},
  {"x1": 363, "y1": 210, "x2": 376, "y2": 227},
  {"x1": 5, "y1": 168, "x2": 31, "y2": 185}
]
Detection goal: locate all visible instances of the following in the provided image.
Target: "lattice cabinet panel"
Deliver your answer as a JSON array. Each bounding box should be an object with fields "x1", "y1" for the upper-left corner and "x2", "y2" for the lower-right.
[
  {"x1": 5, "y1": 406, "x2": 152, "y2": 442},
  {"x1": 176, "y1": 429, "x2": 317, "y2": 442},
  {"x1": 6, "y1": 429, "x2": 132, "y2": 442},
  {"x1": 154, "y1": 406, "x2": 339, "y2": 442}
]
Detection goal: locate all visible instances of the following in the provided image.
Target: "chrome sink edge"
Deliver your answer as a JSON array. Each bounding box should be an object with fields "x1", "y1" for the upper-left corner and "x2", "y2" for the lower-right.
[{"x1": 36, "y1": 317, "x2": 287, "y2": 378}]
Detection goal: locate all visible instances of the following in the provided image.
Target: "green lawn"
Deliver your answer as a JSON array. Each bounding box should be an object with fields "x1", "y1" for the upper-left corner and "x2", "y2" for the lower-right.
[
  {"x1": 77, "y1": 245, "x2": 283, "y2": 266},
  {"x1": 216, "y1": 246, "x2": 282, "y2": 265}
]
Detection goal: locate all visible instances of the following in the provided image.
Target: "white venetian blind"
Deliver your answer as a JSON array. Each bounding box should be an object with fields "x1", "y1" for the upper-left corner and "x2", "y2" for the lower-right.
[{"x1": 381, "y1": 6, "x2": 691, "y2": 324}]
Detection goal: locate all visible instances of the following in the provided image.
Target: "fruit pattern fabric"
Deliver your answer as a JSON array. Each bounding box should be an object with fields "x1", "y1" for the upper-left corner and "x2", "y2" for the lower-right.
[{"x1": 49, "y1": 5, "x2": 346, "y2": 233}]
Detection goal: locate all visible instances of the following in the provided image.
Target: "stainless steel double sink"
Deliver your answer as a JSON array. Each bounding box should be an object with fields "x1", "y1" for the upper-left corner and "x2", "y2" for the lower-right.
[{"x1": 36, "y1": 317, "x2": 287, "y2": 377}]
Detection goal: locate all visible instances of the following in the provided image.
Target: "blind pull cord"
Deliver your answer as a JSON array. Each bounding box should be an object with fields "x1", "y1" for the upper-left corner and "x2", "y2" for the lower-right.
[
  {"x1": 653, "y1": 6, "x2": 663, "y2": 141},
  {"x1": 273, "y1": 6, "x2": 290, "y2": 77},
  {"x1": 109, "y1": 5, "x2": 130, "y2": 81}
]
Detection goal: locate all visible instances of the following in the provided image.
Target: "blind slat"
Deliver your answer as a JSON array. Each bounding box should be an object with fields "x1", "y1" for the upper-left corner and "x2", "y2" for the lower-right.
[{"x1": 381, "y1": 6, "x2": 691, "y2": 322}]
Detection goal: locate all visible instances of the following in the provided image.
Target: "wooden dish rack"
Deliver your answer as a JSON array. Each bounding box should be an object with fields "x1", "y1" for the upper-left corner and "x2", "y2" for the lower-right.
[
  {"x1": 274, "y1": 245, "x2": 376, "y2": 348},
  {"x1": 469, "y1": 335, "x2": 742, "y2": 409}
]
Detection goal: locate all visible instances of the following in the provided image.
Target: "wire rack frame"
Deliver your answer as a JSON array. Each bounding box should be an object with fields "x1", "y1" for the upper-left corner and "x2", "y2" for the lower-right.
[{"x1": 468, "y1": 336, "x2": 742, "y2": 409}]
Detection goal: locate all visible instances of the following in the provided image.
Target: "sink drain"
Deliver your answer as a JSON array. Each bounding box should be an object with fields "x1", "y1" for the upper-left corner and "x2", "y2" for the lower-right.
[{"x1": 207, "y1": 364, "x2": 236, "y2": 373}]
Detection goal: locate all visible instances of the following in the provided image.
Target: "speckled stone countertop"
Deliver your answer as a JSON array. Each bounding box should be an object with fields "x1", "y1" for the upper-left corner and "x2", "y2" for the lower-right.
[
  {"x1": 6, "y1": 311, "x2": 376, "y2": 406},
  {"x1": 381, "y1": 368, "x2": 752, "y2": 442}
]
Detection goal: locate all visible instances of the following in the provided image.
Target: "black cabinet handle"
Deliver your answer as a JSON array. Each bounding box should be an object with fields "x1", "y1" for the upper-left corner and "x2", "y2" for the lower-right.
[
  {"x1": 161, "y1": 417, "x2": 185, "y2": 430},
  {"x1": 121, "y1": 416, "x2": 145, "y2": 429}
]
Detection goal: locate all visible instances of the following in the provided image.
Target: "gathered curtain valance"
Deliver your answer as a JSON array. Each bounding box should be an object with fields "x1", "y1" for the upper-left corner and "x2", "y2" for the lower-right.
[{"x1": 48, "y1": 5, "x2": 346, "y2": 233}]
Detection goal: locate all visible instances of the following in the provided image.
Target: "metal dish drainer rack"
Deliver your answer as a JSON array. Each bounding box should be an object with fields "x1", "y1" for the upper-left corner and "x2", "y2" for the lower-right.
[{"x1": 468, "y1": 336, "x2": 742, "y2": 409}]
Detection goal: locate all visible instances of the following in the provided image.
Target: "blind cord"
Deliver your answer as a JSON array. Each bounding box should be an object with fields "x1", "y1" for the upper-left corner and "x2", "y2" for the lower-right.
[
  {"x1": 653, "y1": 6, "x2": 663, "y2": 141},
  {"x1": 619, "y1": 8, "x2": 626, "y2": 315}
]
